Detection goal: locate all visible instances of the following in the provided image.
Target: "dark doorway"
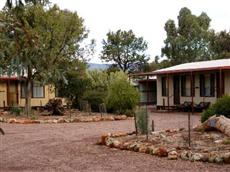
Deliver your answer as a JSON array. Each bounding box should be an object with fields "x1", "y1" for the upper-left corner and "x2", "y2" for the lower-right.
[
  {"x1": 7, "y1": 80, "x2": 18, "y2": 106},
  {"x1": 173, "y1": 76, "x2": 180, "y2": 105}
]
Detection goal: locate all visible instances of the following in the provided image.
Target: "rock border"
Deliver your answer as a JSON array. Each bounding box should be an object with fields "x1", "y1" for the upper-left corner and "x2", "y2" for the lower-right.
[
  {"x1": 0, "y1": 115, "x2": 128, "y2": 124},
  {"x1": 98, "y1": 132, "x2": 230, "y2": 164}
]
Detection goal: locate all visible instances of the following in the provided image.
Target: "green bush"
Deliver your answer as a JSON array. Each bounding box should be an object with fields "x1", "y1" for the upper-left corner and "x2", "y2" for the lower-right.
[
  {"x1": 106, "y1": 72, "x2": 139, "y2": 114},
  {"x1": 10, "y1": 106, "x2": 22, "y2": 116},
  {"x1": 201, "y1": 95, "x2": 230, "y2": 123},
  {"x1": 124, "y1": 109, "x2": 135, "y2": 117},
  {"x1": 82, "y1": 89, "x2": 107, "y2": 112}
]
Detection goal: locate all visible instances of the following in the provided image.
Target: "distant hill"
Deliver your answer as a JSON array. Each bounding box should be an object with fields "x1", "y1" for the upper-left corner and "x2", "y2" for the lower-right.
[{"x1": 88, "y1": 63, "x2": 109, "y2": 70}]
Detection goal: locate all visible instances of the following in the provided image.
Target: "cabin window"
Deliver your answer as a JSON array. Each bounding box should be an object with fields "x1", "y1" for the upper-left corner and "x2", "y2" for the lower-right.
[
  {"x1": 32, "y1": 83, "x2": 44, "y2": 98},
  {"x1": 181, "y1": 75, "x2": 195, "y2": 97},
  {"x1": 21, "y1": 82, "x2": 45, "y2": 98},
  {"x1": 200, "y1": 74, "x2": 215, "y2": 97},
  {"x1": 21, "y1": 82, "x2": 26, "y2": 98},
  {"x1": 162, "y1": 76, "x2": 168, "y2": 96}
]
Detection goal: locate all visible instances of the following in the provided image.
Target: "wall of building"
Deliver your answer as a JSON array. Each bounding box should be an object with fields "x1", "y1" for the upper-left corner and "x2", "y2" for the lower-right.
[
  {"x1": 224, "y1": 70, "x2": 230, "y2": 94},
  {"x1": 0, "y1": 81, "x2": 7, "y2": 107},
  {"x1": 19, "y1": 84, "x2": 55, "y2": 107},
  {"x1": 156, "y1": 71, "x2": 224, "y2": 107}
]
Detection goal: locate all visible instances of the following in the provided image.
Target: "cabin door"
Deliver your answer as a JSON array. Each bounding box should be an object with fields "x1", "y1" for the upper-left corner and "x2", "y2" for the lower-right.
[
  {"x1": 7, "y1": 80, "x2": 18, "y2": 106},
  {"x1": 173, "y1": 76, "x2": 180, "y2": 105}
]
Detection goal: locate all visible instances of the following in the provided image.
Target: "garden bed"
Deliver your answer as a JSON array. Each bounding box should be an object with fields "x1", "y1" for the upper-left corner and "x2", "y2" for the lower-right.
[
  {"x1": 0, "y1": 109, "x2": 129, "y2": 124},
  {"x1": 98, "y1": 128, "x2": 230, "y2": 164}
]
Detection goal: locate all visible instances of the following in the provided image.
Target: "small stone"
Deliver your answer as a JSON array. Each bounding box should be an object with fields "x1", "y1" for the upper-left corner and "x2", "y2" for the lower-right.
[
  {"x1": 214, "y1": 139, "x2": 223, "y2": 144},
  {"x1": 100, "y1": 134, "x2": 108, "y2": 145},
  {"x1": 201, "y1": 153, "x2": 209, "y2": 162},
  {"x1": 114, "y1": 115, "x2": 127, "y2": 120},
  {"x1": 208, "y1": 152, "x2": 218, "y2": 163},
  {"x1": 215, "y1": 156, "x2": 224, "y2": 163},
  {"x1": 53, "y1": 119, "x2": 58, "y2": 123},
  {"x1": 113, "y1": 140, "x2": 121, "y2": 148},
  {"x1": 0, "y1": 117, "x2": 5, "y2": 122},
  {"x1": 223, "y1": 152, "x2": 230, "y2": 163},
  {"x1": 168, "y1": 151, "x2": 178, "y2": 160},
  {"x1": 121, "y1": 142, "x2": 132, "y2": 150},
  {"x1": 8, "y1": 118, "x2": 17, "y2": 123},
  {"x1": 190, "y1": 153, "x2": 203, "y2": 161},
  {"x1": 128, "y1": 142, "x2": 139, "y2": 151},
  {"x1": 57, "y1": 118, "x2": 65, "y2": 123},
  {"x1": 138, "y1": 144, "x2": 148, "y2": 153},
  {"x1": 180, "y1": 151, "x2": 190, "y2": 160},
  {"x1": 102, "y1": 116, "x2": 115, "y2": 121},
  {"x1": 155, "y1": 147, "x2": 168, "y2": 157},
  {"x1": 92, "y1": 116, "x2": 101, "y2": 122},
  {"x1": 105, "y1": 137, "x2": 114, "y2": 147},
  {"x1": 72, "y1": 118, "x2": 80, "y2": 122}
]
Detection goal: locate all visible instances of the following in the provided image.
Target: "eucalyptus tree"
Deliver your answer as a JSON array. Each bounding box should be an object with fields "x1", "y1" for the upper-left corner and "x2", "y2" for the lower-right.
[
  {"x1": 100, "y1": 30, "x2": 149, "y2": 73},
  {"x1": 162, "y1": 7, "x2": 214, "y2": 65},
  {"x1": 0, "y1": 2, "x2": 87, "y2": 115}
]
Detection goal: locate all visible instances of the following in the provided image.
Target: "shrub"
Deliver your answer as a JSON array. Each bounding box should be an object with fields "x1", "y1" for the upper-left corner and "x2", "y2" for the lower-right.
[
  {"x1": 135, "y1": 106, "x2": 148, "y2": 134},
  {"x1": 201, "y1": 95, "x2": 230, "y2": 123},
  {"x1": 106, "y1": 71, "x2": 139, "y2": 114},
  {"x1": 82, "y1": 89, "x2": 107, "y2": 112},
  {"x1": 10, "y1": 106, "x2": 22, "y2": 116},
  {"x1": 124, "y1": 109, "x2": 135, "y2": 117}
]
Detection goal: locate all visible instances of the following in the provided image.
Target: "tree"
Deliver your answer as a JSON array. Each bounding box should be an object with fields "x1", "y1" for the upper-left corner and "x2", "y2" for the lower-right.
[
  {"x1": 54, "y1": 60, "x2": 90, "y2": 108},
  {"x1": 211, "y1": 30, "x2": 230, "y2": 59},
  {"x1": 106, "y1": 71, "x2": 139, "y2": 114},
  {"x1": 82, "y1": 70, "x2": 109, "y2": 112},
  {"x1": 100, "y1": 30, "x2": 149, "y2": 73},
  {"x1": 162, "y1": 7, "x2": 214, "y2": 65},
  {"x1": 0, "y1": 2, "x2": 87, "y2": 115}
]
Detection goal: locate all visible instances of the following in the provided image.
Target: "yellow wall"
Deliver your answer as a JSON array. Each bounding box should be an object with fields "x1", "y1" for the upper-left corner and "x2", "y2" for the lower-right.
[
  {"x1": 0, "y1": 82, "x2": 56, "y2": 107},
  {"x1": 19, "y1": 85, "x2": 55, "y2": 107},
  {"x1": 0, "y1": 81, "x2": 7, "y2": 107}
]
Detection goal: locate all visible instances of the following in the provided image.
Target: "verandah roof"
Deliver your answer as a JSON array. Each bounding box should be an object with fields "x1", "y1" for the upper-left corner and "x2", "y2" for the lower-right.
[{"x1": 152, "y1": 59, "x2": 230, "y2": 75}]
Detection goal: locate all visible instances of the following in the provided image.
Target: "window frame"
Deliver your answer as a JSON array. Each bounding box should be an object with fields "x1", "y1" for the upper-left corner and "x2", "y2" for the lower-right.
[
  {"x1": 200, "y1": 74, "x2": 215, "y2": 97},
  {"x1": 181, "y1": 75, "x2": 195, "y2": 97},
  {"x1": 20, "y1": 82, "x2": 45, "y2": 99},
  {"x1": 161, "y1": 76, "x2": 168, "y2": 97}
]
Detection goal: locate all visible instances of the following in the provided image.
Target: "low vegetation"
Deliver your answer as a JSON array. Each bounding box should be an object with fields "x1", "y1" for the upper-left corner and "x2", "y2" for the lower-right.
[
  {"x1": 201, "y1": 95, "x2": 230, "y2": 122},
  {"x1": 135, "y1": 107, "x2": 148, "y2": 134}
]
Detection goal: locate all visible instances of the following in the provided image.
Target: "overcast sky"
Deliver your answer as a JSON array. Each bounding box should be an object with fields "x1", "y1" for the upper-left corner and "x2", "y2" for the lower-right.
[{"x1": 1, "y1": 0, "x2": 230, "y2": 63}]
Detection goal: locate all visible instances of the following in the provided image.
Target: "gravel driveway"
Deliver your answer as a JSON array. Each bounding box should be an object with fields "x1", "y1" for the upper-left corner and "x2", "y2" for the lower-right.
[{"x1": 0, "y1": 112, "x2": 229, "y2": 172}]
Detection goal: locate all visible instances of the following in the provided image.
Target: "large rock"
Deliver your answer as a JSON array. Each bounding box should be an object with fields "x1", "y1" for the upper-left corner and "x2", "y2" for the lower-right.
[{"x1": 202, "y1": 115, "x2": 230, "y2": 137}]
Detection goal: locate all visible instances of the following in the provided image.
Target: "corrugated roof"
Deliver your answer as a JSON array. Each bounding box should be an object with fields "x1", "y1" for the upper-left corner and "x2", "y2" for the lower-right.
[{"x1": 152, "y1": 59, "x2": 230, "y2": 74}]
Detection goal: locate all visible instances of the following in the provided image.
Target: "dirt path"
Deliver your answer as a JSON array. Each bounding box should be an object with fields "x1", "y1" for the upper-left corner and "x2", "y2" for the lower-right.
[{"x1": 0, "y1": 113, "x2": 229, "y2": 172}]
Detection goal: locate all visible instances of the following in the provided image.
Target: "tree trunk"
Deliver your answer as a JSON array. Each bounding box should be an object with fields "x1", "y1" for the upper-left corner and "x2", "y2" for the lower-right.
[{"x1": 25, "y1": 66, "x2": 32, "y2": 117}]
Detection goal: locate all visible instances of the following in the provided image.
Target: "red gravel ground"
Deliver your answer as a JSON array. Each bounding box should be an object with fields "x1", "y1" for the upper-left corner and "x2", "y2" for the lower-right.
[{"x1": 0, "y1": 112, "x2": 230, "y2": 172}]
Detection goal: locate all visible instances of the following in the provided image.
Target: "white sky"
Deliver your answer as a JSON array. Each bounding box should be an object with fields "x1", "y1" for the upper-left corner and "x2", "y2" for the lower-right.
[{"x1": 1, "y1": 0, "x2": 230, "y2": 63}]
